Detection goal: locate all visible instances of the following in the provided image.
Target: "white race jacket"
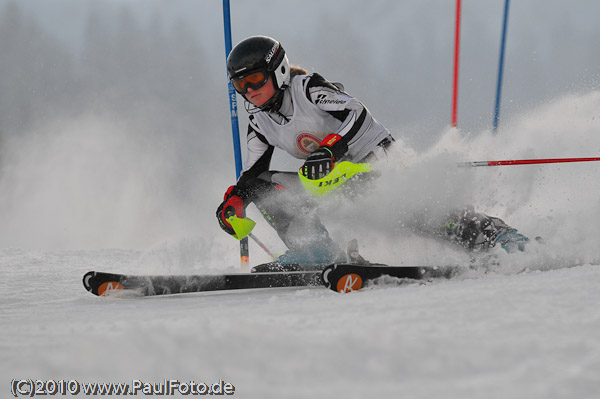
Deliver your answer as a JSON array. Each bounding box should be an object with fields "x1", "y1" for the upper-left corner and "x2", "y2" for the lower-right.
[{"x1": 239, "y1": 73, "x2": 391, "y2": 186}]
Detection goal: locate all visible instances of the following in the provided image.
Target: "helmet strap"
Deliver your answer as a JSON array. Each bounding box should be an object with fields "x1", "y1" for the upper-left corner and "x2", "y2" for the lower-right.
[{"x1": 244, "y1": 86, "x2": 286, "y2": 114}]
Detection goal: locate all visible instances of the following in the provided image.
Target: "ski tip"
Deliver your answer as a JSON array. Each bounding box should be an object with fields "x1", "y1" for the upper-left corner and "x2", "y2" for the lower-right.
[
  {"x1": 82, "y1": 271, "x2": 96, "y2": 294},
  {"x1": 82, "y1": 271, "x2": 124, "y2": 296},
  {"x1": 321, "y1": 266, "x2": 332, "y2": 288}
]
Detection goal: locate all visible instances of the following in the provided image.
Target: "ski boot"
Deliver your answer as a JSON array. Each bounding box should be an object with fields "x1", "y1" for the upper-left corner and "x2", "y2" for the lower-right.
[
  {"x1": 346, "y1": 238, "x2": 371, "y2": 265},
  {"x1": 441, "y1": 209, "x2": 531, "y2": 254},
  {"x1": 251, "y1": 241, "x2": 347, "y2": 273},
  {"x1": 492, "y1": 229, "x2": 530, "y2": 253}
]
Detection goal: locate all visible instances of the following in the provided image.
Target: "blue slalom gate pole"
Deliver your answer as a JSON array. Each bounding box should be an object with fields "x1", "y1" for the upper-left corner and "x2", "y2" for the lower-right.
[
  {"x1": 223, "y1": 0, "x2": 243, "y2": 173},
  {"x1": 493, "y1": 0, "x2": 510, "y2": 133},
  {"x1": 222, "y1": 0, "x2": 249, "y2": 268}
]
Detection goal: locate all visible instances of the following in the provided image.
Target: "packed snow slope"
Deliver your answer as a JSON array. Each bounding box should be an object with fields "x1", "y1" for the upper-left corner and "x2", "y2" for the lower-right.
[{"x1": 1, "y1": 92, "x2": 600, "y2": 398}]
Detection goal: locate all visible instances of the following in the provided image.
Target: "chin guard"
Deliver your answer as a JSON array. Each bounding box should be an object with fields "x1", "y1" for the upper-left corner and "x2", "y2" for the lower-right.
[{"x1": 298, "y1": 161, "x2": 373, "y2": 196}]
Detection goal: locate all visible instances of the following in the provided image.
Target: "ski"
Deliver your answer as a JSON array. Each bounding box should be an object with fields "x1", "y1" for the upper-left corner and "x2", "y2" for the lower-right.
[
  {"x1": 82, "y1": 270, "x2": 322, "y2": 297},
  {"x1": 322, "y1": 263, "x2": 458, "y2": 293},
  {"x1": 250, "y1": 262, "x2": 323, "y2": 273}
]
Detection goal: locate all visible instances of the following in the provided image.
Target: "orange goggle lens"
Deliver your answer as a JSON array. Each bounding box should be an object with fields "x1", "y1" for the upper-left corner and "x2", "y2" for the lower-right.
[{"x1": 232, "y1": 71, "x2": 269, "y2": 94}]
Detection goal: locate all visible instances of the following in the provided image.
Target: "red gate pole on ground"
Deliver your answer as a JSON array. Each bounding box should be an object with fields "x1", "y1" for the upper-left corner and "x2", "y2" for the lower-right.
[{"x1": 458, "y1": 157, "x2": 600, "y2": 167}]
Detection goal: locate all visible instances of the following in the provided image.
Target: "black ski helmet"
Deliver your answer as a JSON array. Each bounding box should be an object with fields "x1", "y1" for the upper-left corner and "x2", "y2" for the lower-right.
[{"x1": 227, "y1": 35, "x2": 290, "y2": 93}]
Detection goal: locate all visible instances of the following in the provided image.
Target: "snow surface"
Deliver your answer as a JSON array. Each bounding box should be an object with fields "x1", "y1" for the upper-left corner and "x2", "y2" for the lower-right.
[{"x1": 2, "y1": 92, "x2": 600, "y2": 398}]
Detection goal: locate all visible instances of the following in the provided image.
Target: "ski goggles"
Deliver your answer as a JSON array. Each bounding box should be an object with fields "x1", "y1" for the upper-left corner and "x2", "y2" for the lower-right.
[{"x1": 231, "y1": 71, "x2": 269, "y2": 94}]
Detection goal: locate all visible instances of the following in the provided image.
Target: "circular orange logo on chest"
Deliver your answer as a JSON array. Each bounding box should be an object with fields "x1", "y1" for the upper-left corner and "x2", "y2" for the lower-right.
[{"x1": 297, "y1": 133, "x2": 321, "y2": 155}]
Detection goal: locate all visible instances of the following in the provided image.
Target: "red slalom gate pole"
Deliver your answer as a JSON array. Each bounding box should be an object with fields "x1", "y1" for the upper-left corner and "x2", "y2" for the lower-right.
[
  {"x1": 451, "y1": 0, "x2": 461, "y2": 127},
  {"x1": 458, "y1": 157, "x2": 600, "y2": 167}
]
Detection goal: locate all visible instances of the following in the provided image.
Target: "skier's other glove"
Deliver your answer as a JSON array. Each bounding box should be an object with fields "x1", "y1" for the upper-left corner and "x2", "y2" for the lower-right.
[
  {"x1": 300, "y1": 134, "x2": 347, "y2": 180},
  {"x1": 216, "y1": 185, "x2": 245, "y2": 236},
  {"x1": 301, "y1": 148, "x2": 335, "y2": 180}
]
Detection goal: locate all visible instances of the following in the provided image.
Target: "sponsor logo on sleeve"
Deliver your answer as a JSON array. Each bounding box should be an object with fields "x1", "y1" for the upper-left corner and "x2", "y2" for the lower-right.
[{"x1": 315, "y1": 94, "x2": 346, "y2": 105}]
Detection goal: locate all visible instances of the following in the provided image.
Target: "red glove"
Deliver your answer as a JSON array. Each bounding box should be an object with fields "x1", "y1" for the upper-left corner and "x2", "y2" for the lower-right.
[{"x1": 216, "y1": 185, "x2": 245, "y2": 236}]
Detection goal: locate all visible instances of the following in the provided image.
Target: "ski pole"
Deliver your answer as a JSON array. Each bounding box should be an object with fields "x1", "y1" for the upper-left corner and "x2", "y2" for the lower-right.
[
  {"x1": 227, "y1": 216, "x2": 278, "y2": 261},
  {"x1": 458, "y1": 157, "x2": 600, "y2": 167},
  {"x1": 248, "y1": 233, "x2": 278, "y2": 261}
]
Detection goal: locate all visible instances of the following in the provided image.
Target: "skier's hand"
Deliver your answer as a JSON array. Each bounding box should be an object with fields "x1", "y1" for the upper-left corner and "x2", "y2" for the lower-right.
[
  {"x1": 301, "y1": 147, "x2": 335, "y2": 180},
  {"x1": 300, "y1": 134, "x2": 348, "y2": 180},
  {"x1": 216, "y1": 185, "x2": 245, "y2": 235}
]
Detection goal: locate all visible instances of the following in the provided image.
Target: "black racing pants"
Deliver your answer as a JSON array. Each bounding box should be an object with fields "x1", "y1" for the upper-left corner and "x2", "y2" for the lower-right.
[
  {"x1": 238, "y1": 138, "x2": 395, "y2": 251},
  {"x1": 240, "y1": 171, "x2": 332, "y2": 251}
]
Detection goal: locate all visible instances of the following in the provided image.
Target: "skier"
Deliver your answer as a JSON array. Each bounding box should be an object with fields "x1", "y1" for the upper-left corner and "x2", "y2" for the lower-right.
[{"x1": 216, "y1": 35, "x2": 528, "y2": 268}]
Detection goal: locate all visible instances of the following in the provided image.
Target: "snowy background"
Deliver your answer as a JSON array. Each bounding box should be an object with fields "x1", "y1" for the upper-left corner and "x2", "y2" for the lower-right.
[{"x1": 1, "y1": 1, "x2": 600, "y2": 398}]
